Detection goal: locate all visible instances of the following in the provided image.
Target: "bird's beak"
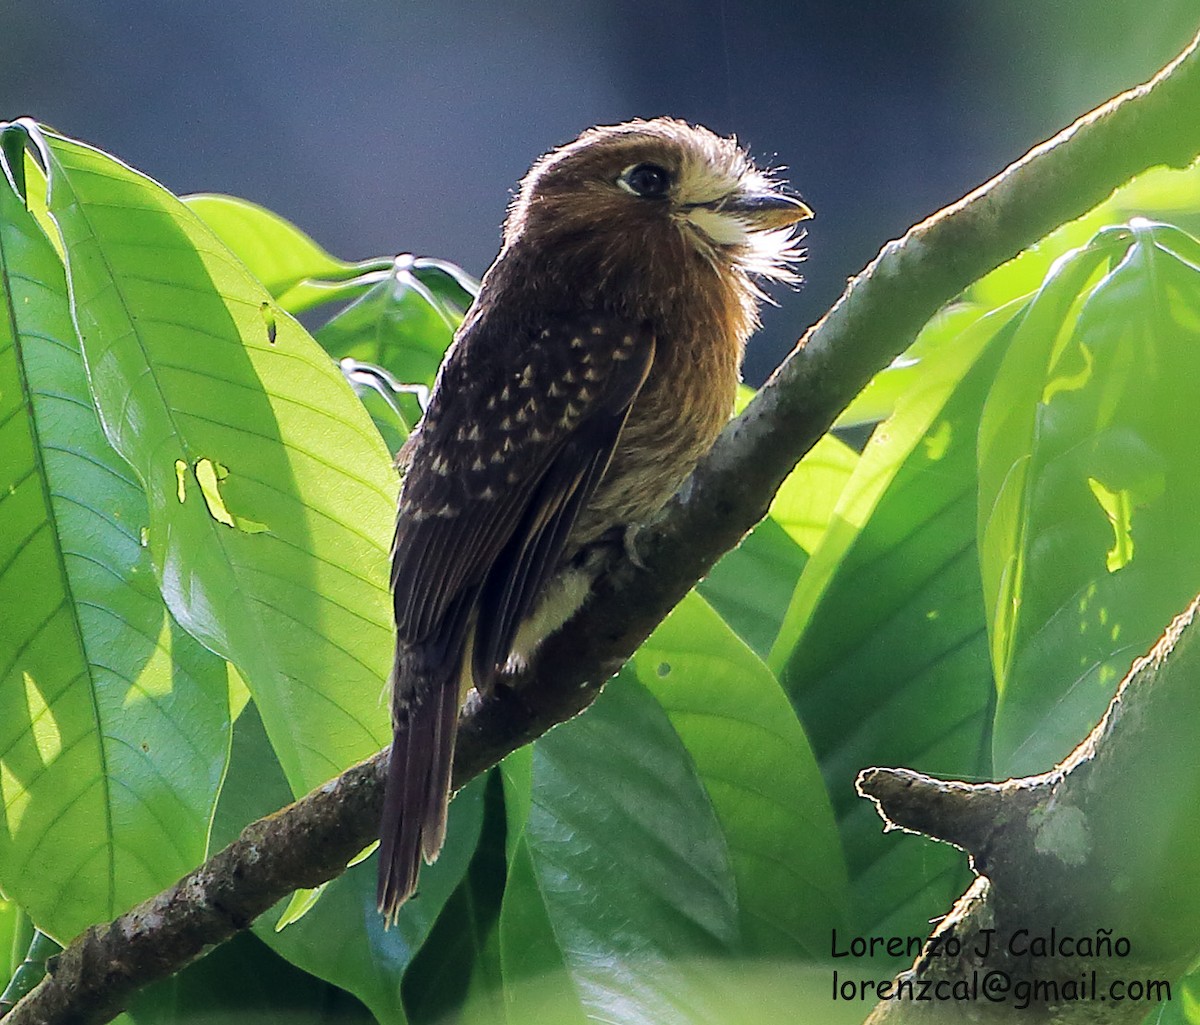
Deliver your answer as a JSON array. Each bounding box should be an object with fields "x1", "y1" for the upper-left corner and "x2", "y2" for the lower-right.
[{"x1": 715, "y1": 189, "x2": 814, "y2": 229}]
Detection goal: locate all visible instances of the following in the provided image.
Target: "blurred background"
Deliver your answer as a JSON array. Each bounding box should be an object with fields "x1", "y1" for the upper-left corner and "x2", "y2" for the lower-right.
[{"x1": 3, "y1": 0, "x2": 1196, "y2": 382}]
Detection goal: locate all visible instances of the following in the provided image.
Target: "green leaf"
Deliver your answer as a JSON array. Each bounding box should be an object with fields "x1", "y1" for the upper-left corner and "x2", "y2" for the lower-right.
[
  {"x1": 181, "y1": 193, "x2": 389, "y2": 311},
  {"x1": 977, "y1": 231, "x2": 1121, "y2": 707},
  {"x1": 0, "y1": 929, "x2": 59, "y2": 1011},
  {"x1": 840, "y1": 161, "x2": 1200, "y2": 432},
  {"x1": 497, "y1": 745, "x2": 532, "y2": 865},
  {"x1": 402, "y1": 771, "x2": 508, "y2": 1025},
  {"x1": 35, "y1": 124, "x2": 395, "y2": 796},
  {"x1": 209, "y1": 704, "x2": 484, "y2": 1025},
  {"x1": 635, "y1": 593, "x2": 848, "y2": 957},
  {"x1": 263, "y1": 779, "x2": 485, "y2": 1025},
  {"x1": 772, "y1": 300, "x2": 1020, "y2": 938},
  {"x1": 499, "y1": 676, "x2": 740, "y2": 1024},
  {"x1": 836, "y1": 302, "x2": 990, "y2": 428},
  {"x1": 315, "y1": 266, "x2": 462, "y2": 389},
  {"x1": 0, "y1": 155, "x2": 230, "y2": 941},
  {"x1": 972, "y1": 160, "x2": 1200, "y2": 311},
  {"x1": 125, "y1": 930, "x2": 375, "y2": 1025},
  {"x1": 1136, "y1": 970, "x2": 1192, "y2": 1023},
  {"x1": 0, "y1": 898, "x2": 19, "y2": 983},
  {"x1": 979, "y1": 220, "x2": 1200, "y2": 776},
  {"x1": 699, "y1": 434, "x2": 858, "y2": 656}
]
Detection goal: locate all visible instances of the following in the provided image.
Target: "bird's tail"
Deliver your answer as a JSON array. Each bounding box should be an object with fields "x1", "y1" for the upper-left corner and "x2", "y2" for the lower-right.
[{"x1": 376, "y1": 643, "x2": 462, "y2": 924}]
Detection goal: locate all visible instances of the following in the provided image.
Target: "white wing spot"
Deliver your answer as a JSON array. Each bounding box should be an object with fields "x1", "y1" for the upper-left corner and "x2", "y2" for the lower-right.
[
  {"x1": 570, "y1": 336, "x2": 584, "y2": 348},
  {"x1": 590, "y1": 324, "x2": 604, "y2": 336}
]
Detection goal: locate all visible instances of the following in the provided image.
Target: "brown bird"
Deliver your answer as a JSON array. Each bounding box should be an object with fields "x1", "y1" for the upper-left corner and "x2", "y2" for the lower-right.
[{"x1": 378, "y1": 117, "x2": 812, "y2": 920}]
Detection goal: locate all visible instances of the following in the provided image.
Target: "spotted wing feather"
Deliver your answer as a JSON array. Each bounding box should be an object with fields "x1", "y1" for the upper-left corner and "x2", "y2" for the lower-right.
[{"x1": 378, "y1": 314, "x2": 654, "y2": 918}]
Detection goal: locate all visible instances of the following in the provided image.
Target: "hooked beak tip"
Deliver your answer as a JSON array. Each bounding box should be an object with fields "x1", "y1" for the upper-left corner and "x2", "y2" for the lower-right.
[{"x1": 714, "y1": 190, "x2": 813, "y2": 229}]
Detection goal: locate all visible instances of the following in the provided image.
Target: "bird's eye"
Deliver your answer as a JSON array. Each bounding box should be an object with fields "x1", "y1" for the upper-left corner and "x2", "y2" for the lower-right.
[{"x1": 620, "y1": 162, "x2": 671, "y2": 198}]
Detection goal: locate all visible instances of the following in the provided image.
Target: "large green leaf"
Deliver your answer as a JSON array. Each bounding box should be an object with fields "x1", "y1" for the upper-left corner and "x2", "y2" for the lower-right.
[
  {"x1": 401, "y1": 772, "x2": 508, "y2": 1025},
  {"x1": 840, "y1": 161, "x2": 1200, "y2": 432},
  {"x1": 125, "y1": 930, "x2": 374, "y2": 1025},
  {"x1": 637, "y1": 593, "x2": 847, "y2": 957},
  {"x1": 314, "y1": 266, "x2": 464, "y2": 389},
  {"x1": 181, "y1": 193, "x2": 390, "y2": 312},
  {"x1": 979, "y1": 220, "x2": 1200, "y2": 776},
  {"x1": 836, "y1": 302, "x2": 990, "y2": 428},
  {"x1": 971, "y1": 159, "x2": 1200, "y2": 311},
  {"x1": 33, "y1": 124, "x2": 395, "y2": 796},
  {"x1": 264, "y1": 780, "x2": 484, "y2": 1025},
  {"x1": 772, "y1": 301, "x2": 1019, "y2": 939},
  {"x1": 699, "y1": 434, "x2": 858, "y2": 657},
  {"x1": 1138, "y1": 970, "x2": 1197, "y2": 1024},
  {"x1": 0, "y1": 159, "x2": 230, "y2": 941},
  {"x1": 0, "y1": 898, "x2": 18, "y2": 983},
  {"x1": 499, "y1": 676, "x2": 741, "y2": 1025}
]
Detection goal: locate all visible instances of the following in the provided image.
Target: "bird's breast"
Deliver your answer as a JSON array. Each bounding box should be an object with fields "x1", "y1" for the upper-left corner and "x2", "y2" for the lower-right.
[{"x1": 569, "y1": 318, "x2": 740, "y2": 545}]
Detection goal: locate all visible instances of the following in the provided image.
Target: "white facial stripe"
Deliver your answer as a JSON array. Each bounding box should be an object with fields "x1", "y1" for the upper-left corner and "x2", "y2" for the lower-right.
[{"x1": 684, "y1": 207, "x2": 750, "y2": 246}]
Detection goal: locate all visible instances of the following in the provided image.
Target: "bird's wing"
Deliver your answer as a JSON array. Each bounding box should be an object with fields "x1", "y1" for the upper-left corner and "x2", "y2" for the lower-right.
[{"x1": 391, "y1": 313, "x2": 655, "y2": 683}]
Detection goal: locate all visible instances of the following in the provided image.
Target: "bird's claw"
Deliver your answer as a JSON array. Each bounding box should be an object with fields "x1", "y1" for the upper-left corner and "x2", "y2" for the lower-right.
[{"x1": 622, "y1": 524, "x2": 648, "y2": 570}]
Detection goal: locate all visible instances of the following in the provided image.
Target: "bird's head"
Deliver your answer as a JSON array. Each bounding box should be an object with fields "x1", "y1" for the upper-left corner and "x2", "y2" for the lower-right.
[{"x1": 503, "y1": 118, "x2": 812, "y2": 290}]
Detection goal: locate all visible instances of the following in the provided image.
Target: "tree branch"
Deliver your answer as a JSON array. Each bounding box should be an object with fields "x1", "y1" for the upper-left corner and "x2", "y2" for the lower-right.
[
  {"x1": 9, "y1": 25, "x2": 1200, "y2": 1025},
  {"x1": 857, "y1": 595, "x2": 1200, "y2": 1023}
]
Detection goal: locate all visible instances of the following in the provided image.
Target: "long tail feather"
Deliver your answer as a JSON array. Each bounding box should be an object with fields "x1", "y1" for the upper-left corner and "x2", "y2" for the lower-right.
[{"x1": 376, "y1": 644, "x2": 462, "y2": 924}]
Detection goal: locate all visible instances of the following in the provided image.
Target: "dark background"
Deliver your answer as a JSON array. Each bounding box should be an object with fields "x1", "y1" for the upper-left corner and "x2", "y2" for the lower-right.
[{"x1": 3, "y1": 1, "x2": 1196, "y2": 381}]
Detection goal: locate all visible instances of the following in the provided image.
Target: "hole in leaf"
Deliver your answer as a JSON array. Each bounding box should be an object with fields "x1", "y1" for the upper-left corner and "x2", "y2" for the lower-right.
[
  {"x1": 656, "y1": 662, "x2": 671, "y2": 678},
  {"x1": 175, "y1": 460, "x2": 188, "y2": 503},
  {"x1": 259, "y1": 301, "x2": 277, "y2": 345},
  {"x1": 194, "y1": 458, "x2": 234, "y2": 527},
  {"x1": 922, "y1": 420, "x2": 952, "y2": 462},
  {"x1": 175, "y1": 457, "x2": 270, "y2": 534},
  {"x1": 1087, "y1": 477, "x2": 1134, "y2": 572},
  {"x1": 1042, "y1": 338, "x2": 1094, "y2": 405},
  {"x1": 193, "y1": 458, "x2": 268, "y2": 534}
]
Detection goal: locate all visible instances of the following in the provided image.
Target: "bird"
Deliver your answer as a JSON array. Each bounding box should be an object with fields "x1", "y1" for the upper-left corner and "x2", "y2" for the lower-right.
[{"x1": 377, "y1": 117, "x2": 812, "y2": 920}]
